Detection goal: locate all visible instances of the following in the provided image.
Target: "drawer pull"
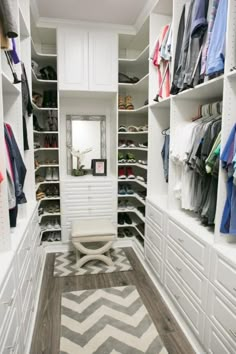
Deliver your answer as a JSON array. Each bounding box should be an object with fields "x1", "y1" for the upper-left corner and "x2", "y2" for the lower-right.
[
  {"x1": 25, "y1": 246, "x2": 30, "y2": 251},
  {"x1": 174, "y1": 294, "x2": 180, "y2": 301},
  {"x1": 178, "y1": 238, "x2": 184, "y2": 243},
  {"x1": 229, "y1": 329, "x2": 236, "y2": 338},
  {"x1": 176, "y1": 267, "x2": 182, "y2": 272},
  {"x1": 2, "y1": 296, "x2": 14, "y2": 306},
  {"x1": 233, "y1": 288, "x2": 236, "y2": 292}
]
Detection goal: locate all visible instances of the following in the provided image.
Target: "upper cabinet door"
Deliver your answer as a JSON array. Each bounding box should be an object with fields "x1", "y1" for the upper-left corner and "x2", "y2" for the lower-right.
[
  {"x1": 88, "y1": 31, "x2": 118, "y2": 92},
  {"x1": 57, "y1": 27, "x2": 89, "y2": 90}
]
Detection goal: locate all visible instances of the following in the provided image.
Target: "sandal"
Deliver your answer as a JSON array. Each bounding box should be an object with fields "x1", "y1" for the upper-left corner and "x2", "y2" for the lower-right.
[
  {"x1": 118, "y1": 125, "x2": 127, "y2": 132},
  {"x1": 125, "y1": 96, "x2": 134, "y2": 110},
  {"x1": 118, "y1": 95, "x2": 126, "y2": 110}
]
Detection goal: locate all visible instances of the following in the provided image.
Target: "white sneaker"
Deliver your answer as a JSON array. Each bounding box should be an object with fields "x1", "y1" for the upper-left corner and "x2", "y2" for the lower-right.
[
  {"x1": 52, "y1": 168, "x2": 59, "y2": 181},
  {"x1": 54, "y1": 219, "x2": 60, "y2": 229},
  {"x1": 45, "y1": 221, "x2": 53, "y2": 229},
  {"x1": 45, "y1": 167, "x2": 52, "y2": 181}
]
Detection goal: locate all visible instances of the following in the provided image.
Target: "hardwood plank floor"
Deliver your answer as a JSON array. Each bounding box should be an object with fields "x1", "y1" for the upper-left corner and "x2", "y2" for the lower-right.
[{"x1": 30, "y1": 247, "x2": 195, "y2": 354}]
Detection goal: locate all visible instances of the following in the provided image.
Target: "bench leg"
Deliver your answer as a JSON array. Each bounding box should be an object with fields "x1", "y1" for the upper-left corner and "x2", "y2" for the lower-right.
[{"x1": 74, "y1": 241, "x2": 114, "y2": 269}]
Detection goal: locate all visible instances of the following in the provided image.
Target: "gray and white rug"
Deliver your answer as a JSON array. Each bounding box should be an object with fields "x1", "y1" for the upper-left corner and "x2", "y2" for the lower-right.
[
  {"x1": 60, "y1": 286, "x2": 168, "y2": 354},
  {"x1": 54, "y1": 248, "x2": 132, "y2": 277}
]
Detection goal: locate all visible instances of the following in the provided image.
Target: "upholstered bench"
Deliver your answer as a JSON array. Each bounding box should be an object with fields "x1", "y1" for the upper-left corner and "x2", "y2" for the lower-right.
[{"x1": 71, "y1": 219, "x2": 116, "y2": 269}]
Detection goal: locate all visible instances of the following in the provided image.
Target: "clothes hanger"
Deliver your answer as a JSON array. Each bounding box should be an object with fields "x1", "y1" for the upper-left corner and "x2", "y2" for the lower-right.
[{"x1": 162, "y1": 128, "x2": 170, "y2": 135}]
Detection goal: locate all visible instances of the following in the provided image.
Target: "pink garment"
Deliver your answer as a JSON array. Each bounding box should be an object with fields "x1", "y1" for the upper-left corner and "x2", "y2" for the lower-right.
[
  {"x1": 0, "y1": 171, "x2": 3, "y2": 183},
  {"x1": 153, "y1": 25, "x2": 171, "y2": 99}
]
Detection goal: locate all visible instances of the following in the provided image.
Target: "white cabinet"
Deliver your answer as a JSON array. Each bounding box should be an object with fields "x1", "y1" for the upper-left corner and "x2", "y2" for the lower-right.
[
  {"x1": 204, "y1": 317, "x2": 235, "y2": 354},
  {"x1": 58, "y1": 27, "x2": 118, "y2": 92},
  {"x1": 145, "y1": 241, "x2": 163, "y2": 283}
]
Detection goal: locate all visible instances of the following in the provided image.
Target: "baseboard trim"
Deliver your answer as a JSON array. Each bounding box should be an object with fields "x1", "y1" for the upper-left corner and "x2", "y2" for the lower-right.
[{"x1": 132, "y1": 244, "x2": 205, "y2": 354}]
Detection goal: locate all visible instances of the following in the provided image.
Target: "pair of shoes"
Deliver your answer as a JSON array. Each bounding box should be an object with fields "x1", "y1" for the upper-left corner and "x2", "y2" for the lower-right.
[
  {"x1": 32, "y1": 91, "x2": 43, "y2": 107},
  {"x1": 119, "y1": 140, "x2": 136, "y2": 148},
  {"x1": 44, "y1": 136, "x2": 58, "y2": 148},
  {"x1": 36, "y1": 190, "x2": 46, "y2": 200},
  {"x1": 118, "y1": 95, "x2": 134, "y2": 110},
  {"x1": 118, "y1": 199, "x2": 134, "y2": 210},
  {"x1": 45, "y1": 203, "x2": 60, "y2": 213},
  {"x1": 43, "y1": 90, "x2": 57, "y2": 108},
  {"x1": 138, "y1": 160, "x2": 148, "y2": 165},
  {"x1": 41, "y1": 218, "x2": 60, "y2": 230},
  {"x1": 119, "y1": 167, "x2": 135, "y2": 179},
  {"x1": 46, "y1": 116, "x2": 58, "y2": 131},
  {"x1": 35, "y1": 175, "x2": 45, "y2": 183},
  {"x1": 118, "y1": 213, "x2": 132, "y2": 225},
  {"x1": 33, "y1": 114, "x2": 44, "y2": 131},
  {"x1": 43, "y1": 231, "x2": 61, "y2": 242},
  {"x1": 44, "y1": 159, "x2": 58, "y2": 164},
  {"x1": 118, "y1": 184, "x2": 134, "y2": 195},
  {"x1": 40, "y1": 66, "x2": 57, "y2": 80},
  {"x1": 138, "y1": 142, "x2": 148, "y2": 148},
  {"x1": 45, "y1": 167, "x2": 59, "y2": 181},
  {"x1": 136, "y1": 176, "x2": 147, "y2": 183},
  {"x1": 45, "y1": 185, "x2": 59, "y2": 197},
  {"x1": 118, "y1": 228, "x2": 133, "y2": 238},
  {"x1": 118, "y1": 73, "x2": 139, "y2": 84},
  {"x1": 118, "y1": 152, "x2": 136, "y2": 163}
]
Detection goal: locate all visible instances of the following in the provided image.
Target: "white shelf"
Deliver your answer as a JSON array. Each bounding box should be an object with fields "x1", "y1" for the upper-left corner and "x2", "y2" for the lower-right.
[
  {"x1": 150, "y1": 96, "x2": 171, "y2": 109},
  {"x1": 41, "y1": 228, "x2": 61, "y2": 234},
  {"x1": 32, "y1": 69, "x2": 57, "y2": 85},
  {"x1": 118, "y1": 178, "x2": 147, "y2": 188},
  {"x1": 38, "y1": 196, "x2": 60, "y2": 202},
  {"x1": 31, "y1": 40, "x2": 57, "y2": 64},
  {"x1": 35, "y1": 180, "x2": 60, "y2": 191},
  {"x1": 134, "y1": 225, "x2": 145, "y2": 239},
  {"x1": 118, "y1": 193, "x2": 146, "y2": 205},
  {"x1": 33, "y1": 130, "x2": 58, "y2": 134},
  {"x1": 34, "y1": 148, "x2": 59, "y2": 152},
  {"x1": 118, "y1": 147, "x2": 148, "y2": 151},
  {"x1": 42, "y1": 240, "x2": 62, "y2": 246},
  {"x1": 1, "y1": 72, "x2": 21, "y2": 95},
  {"x1": 119, "y1": 45, "x2": 149, "y2": 64},
  {"x1": 118, "y1": 131, "x2": 148, "y2": 135},
  {"x1": 39, "y1": 212, "x2": 61, "y2": 223},
  {"x1": 119, "y1": 74, "x2": 149, "y2": 92},
  {"x1": 32, "y1": 102, "x2": 58, "y2": 111},
  {"x1": 35, "y1": 164, "x2": 59, "y2": 173},
  {"x1": 118, "y1": 162, "x2": 147, "y2": 170},
  {"x1": 117, "y1": 208, "x2": 145, "y2": 222},
  {"x1": 118, "y1": 105, "x2": 148, "y2": 114}
]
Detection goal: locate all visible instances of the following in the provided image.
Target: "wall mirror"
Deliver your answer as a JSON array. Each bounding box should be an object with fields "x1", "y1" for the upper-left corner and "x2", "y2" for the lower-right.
[{"x1": 66, "y1": 115, "x2": 106, "y2": 175}]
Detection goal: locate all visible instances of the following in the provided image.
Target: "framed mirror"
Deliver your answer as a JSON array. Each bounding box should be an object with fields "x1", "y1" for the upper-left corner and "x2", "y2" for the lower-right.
[{"x1": 66, "y1": 115, "x2": 106, "y2": 175}]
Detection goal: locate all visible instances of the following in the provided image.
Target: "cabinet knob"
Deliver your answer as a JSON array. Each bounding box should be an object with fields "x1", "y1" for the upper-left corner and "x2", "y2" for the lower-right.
[
  {"x1": 2, "y1": 296, "x2": 14, "y2": 306},
  {"x1": 176, "y1": 267, "x2": 182, "y2": 272},
  {"x1": 229, "y1": 329, "x2": 236, "y2": 338},
  {"x1": 178, "y1": 238, "x2": 184, "y2": 243},
  {"x1": 174, "y1": 294, "x2": 180, "y2": 301}
]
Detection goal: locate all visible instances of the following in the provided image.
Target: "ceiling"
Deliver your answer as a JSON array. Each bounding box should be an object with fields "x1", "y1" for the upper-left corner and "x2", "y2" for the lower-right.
[{"x1": 35, "y1": 0, "x2": 150, "y2": 26}]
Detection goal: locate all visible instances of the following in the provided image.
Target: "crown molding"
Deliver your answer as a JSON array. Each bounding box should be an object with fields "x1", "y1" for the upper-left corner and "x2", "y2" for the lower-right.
[{"x1": 37, "y1": 17, "x2": 136, "y2": 35}]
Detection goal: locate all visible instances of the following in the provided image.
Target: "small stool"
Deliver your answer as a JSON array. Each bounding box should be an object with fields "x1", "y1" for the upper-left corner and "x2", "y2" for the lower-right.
[{"x1": 71, "y1": 219, "x2": 116, "y2": 269}]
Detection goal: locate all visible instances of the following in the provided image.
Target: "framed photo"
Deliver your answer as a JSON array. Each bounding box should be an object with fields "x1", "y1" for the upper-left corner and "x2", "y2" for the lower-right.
[{"x1": 92, "y1": 159, "x2": 107, "y2": 176}]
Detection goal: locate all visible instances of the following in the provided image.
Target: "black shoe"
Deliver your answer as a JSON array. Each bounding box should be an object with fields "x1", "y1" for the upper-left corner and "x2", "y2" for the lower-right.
[
  {"x1": 33, "y1": 114, "x2": 44, "y2": 131},
  {"x1": 124, "y1": 228, "x2": 133, "y2": 237},
  {"x1": 137, "y1": 206, "x2": 145, "y2": 216},
  {"x1": 118, "y1": 213, "x2": 125, "y2": 225},
  {"x1": 124, "y1": 213, "x2": 132, "y2": 225}
]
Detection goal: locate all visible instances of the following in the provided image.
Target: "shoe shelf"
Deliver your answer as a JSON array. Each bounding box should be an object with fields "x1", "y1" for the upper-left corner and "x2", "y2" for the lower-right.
[
  {"x1": 118, "y1": 74, "x2": 149, "y2": 92},
  {"x1": 118, "y1": 105, "x2": 148, "y2": 114},
  {"x1": 118, "y1": 162, "x2": 147, "y2": 170},
  {"x1": 2, "y1": 71, "x2": 21, "y2": 95},
  {"x1": 34, "y1": 148, "x2": 59, "y2": 152},
  {"x1": 32, "y1": 69, "x2": 57, "y2": 85},
  {"x1": 33, "y1": 130, "x2": 58, "y2": 135},
  {"x1": 41, "y1": 227, "x2": 61, "y2": 234},
  {"x1": 118, "y1": 131, "x2": 148, "y2": 135},
  {"x1": 118, "y1": 147, "x2": 148, "y2": 151},
  {"x1": 117, "y1": 208, "x2": 145, "y2": 223},
  {"x1": 38, "y1": 196, "x2": 60, "y2": 202},
  {"x1": 119, "y1": 45, "x2": 149, "y2": 64},
  {"x1": 149, "y1": 96, "x2": 171, "y2": 109},
  {"x1": 118, "y1": 178, "x2": 147, "y2": 188},
  {"x1": 35, "y1": 180, "x2": 60, "y2": 191},
  {"x1": 118, "y1": 222, "x2": 137, "y2": 228},
  {"x1": 118, "y1": 193, "x2": 146, "y2": 206},
  {"x1": 134, "y1": 225, "x2": 145, "y2": 239},
  {"x1": 39, "y1": 212, "x2": 61, "y2": 223},
  {"x1": 31, "y1": 40, "x2": 57, "y2": 62},
  {"x1": 32, "y1": 102, "x2": 58, "y2": 111},
  {"x1": 35, "y1": 164, "x2": 59, "y2": 172}
]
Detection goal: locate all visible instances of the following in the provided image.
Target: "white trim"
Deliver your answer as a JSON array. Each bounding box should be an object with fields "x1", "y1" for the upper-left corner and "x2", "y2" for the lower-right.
[
  {"x1": 134, "y1": 0, "x2": 157, "y2": 33},
  {"x1": 30, "y1": 0, "x2": 40, "y2": 25}
]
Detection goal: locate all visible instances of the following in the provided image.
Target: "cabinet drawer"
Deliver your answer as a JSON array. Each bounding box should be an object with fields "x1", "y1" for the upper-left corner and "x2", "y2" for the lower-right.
[
  {"x1": 31, "y1": 208, "x2": 39, "y2": 243},
  {"x1": 0, "y1": 301, "x2": 19, "y2": 354},
  {"x1": 17, "y1": 228, "x2": 31, "y2": 280},
  {"x1": 145, "y1": 242, "x2": 162, "y2": 283},
  {"x1": 19, "y1": 256, "x2": 32, "y2": 314},
  {"x1": 165, "y1": 242, "x2": 208, "y2": 309},
  {"x1": 0, "y1": 265, "x2": 16, "y2": 336},
  {"x1": 207, "y1": 285, "x2": 236, "y2": 349},
  {"x1": 146, "y1": 222, "x2": 163, "y2": 256},
  {"x1": 210, "y1": 251, "x2": 236, "y2": 306},
  {"x1": 146, "y1": 202, "x2": 164, "y2": 233},
  {"x1": 204, "y1": 318, "x2": 235, "y2": 354},
  {"x1": 164, "y1": 267, "x2": 205, "y2": 340},
  {"x1": 167, "y1": 219, "x2": 210, "y2": 275},
  {"x1": 22, "y1": 285, "x2": 33, "y2": 350}
]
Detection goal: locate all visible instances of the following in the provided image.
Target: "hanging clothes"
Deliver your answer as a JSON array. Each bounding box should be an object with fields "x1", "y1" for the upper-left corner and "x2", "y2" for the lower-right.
[
  {"x1": 220, "y1": 124, "x2": 236, "y2": 235},
  {"x1": 0, "y1": 0, "x2": 18, "y2": 38},
  {"x1": 161, "y1": 129, "x2": 170, "y2": 182},
  {"x1": 21, "y1": 63, "x2": 33, "y2": 150},
  {"x1": 206, "y1": 0, "x2": 228, "y2": 76}
]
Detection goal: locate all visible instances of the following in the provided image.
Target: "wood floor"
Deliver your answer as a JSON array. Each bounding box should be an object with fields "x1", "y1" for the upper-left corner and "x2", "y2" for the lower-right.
[{"x1": 30, "y1": 247, "x2": 195, "y2": 354}]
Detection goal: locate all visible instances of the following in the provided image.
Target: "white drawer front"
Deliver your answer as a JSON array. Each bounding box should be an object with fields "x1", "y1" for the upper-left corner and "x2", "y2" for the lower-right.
[
  {"x1": 167, "y1": 219, "x2": 210, "y2": 275},
  {"x1": 211, "y1": 251, "x2": 236, "y2": 306},
  {"x1": 164, "y1": 267, "x2": 205, "y2": 340},
  {"x1": 145, "y1": 242, "x2": 162, "y2": 283},
  {"x1": 0, "y1": 265, "x2": 16, "y2": 336},
  {"x1": 0, "y1": 303, "x2": 19, "y2": 354},
  {"x1": 22, "y1": 286, "x2": 33, "y2": 351},
  {"x1": 17, "y1": 228, "x2": 31, "y2": 281},
  {"x1": 207, "y1": 285, "x2": 236, "y2": 349},
  {"x1": 31, "y1": 209, "x2": 39, "y2": 243},
  {"x1": 146, "y1": 202, "x2": 164, "y2": 233},
  {"x1": 19, "y1": 257, "x2": 32, "y2": 314},
  {"x1": 165, "y1": 242, "x2": 208, "y2": 309},
  {"x1": 204, "y1": 318, "x2": 235, "y2": 354},
  {"x1": 146, "y1": 222, "x2": 163, "y2": 256}
]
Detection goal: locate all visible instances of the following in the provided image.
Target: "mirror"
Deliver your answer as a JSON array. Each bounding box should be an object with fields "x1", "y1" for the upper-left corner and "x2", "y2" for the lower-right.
[{"x1": 66, "y1": 115, "x2": 106, "y2": 174}]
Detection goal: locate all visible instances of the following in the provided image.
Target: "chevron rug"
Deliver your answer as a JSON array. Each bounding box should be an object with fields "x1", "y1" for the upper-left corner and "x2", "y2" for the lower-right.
[
  {"x1": 60, "y1": 286, "x2": 168, "y2": 354},
  {"x1": 54, "y1": 248, "x2": 132, "y2": 277}
]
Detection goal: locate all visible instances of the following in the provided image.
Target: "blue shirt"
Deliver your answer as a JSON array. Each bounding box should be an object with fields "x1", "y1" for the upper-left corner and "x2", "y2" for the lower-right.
[{"x1": 206, "y1": 0, "x2": 228, "y2": 75}]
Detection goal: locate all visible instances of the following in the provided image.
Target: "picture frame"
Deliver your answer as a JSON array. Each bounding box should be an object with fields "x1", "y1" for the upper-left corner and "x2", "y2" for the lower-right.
[{"x1": 91, "y1": 159, "x2": 107, "y2": 176}]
